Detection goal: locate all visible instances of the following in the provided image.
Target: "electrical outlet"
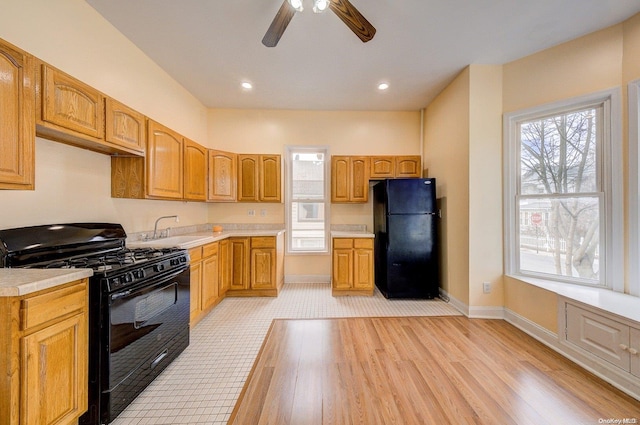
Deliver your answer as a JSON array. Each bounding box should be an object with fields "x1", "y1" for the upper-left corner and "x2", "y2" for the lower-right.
[
  {"x1": 483, "y1": 282, "x2": 491, "y2": 294},
  {"x1": 247, "y1": 209, "x2": 255, "y2": 216},
  {"x1": 260, "y1": 209, "x2": 267, "y2": 217}
]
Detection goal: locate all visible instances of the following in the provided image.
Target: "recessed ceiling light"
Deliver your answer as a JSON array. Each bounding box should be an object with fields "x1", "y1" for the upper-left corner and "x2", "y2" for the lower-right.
[
  {"x1": 377, "y1": 82, "x2": 389, "y2": 91},
  {"x1": 241, "y1": 81, "x2": 253, "y2": 90}
]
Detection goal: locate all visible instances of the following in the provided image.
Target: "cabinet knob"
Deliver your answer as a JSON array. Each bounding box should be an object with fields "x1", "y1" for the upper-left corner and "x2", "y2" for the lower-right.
[
  {"x1": 619, "y1": 344, "x2": 629, "y2": 351},
  {"x1": 629, "y1": 348, "x2": 638, "y2": 355}
]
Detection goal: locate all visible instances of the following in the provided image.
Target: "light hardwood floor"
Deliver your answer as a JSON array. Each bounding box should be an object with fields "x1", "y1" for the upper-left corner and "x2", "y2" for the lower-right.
[{"x1": 229, "y1": 316, "x2": 640, "y2": 424}]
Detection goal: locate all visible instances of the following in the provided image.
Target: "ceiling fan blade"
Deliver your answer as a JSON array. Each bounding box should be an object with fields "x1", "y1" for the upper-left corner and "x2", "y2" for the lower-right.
[
  {"x1": 329, "y1": 0, "x2": 376, "y2": 43},
  {"x1": 262, "y1": 0, "x2": 297, "y2": 47}
]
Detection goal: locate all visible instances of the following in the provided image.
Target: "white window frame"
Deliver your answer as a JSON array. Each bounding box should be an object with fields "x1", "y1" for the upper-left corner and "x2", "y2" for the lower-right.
[
  {"x1": 628, "y1": 79, "x2": 640, "y2": 296},
  {"x1": 285, "y1": 145, "x2": 330, "y2": 255},
  {"x1": 503, "y1": 88, "x2": 623, "y2": 291}
]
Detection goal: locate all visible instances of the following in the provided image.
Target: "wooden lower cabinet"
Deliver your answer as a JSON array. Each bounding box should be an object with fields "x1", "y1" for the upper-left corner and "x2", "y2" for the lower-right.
[
  {"x1": 332, "y1": 238, "x2": 374, "y2": 296},
  {"x1": 219, "y1": 239, "x2": 231, "y2": 296},
  {"x1": 229, "y1": 237, "x2": 250, "y2": 291},
  {"x1": 189, "y1": 234, "x2": 284, "y2": 325},
  {"x1": 189, "y1": 242, "x2": 222, "y2": 326},
  {"x1": 0, "y1": 279, "x2": 88, "y2": 425},
  {"x1": 226, "y1": 234, "x2": 284, "y2": 297}
]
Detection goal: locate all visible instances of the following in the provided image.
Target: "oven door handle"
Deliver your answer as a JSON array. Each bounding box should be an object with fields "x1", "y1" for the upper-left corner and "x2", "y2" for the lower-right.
[{"x1": 111, "y1": 289, "x2": 132, "y2": 300}]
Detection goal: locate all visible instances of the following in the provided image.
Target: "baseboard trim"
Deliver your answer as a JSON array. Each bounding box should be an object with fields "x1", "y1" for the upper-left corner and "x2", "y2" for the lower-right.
[
  {"x1": 284, "y1": 274, "x2": 331, "y2": 284},
  {"x1": 439, "y1": 289, "x2": 469, "y2": 316},
  {"x1": 438, "y1": 289, "x2": 504, "y2": 319}
]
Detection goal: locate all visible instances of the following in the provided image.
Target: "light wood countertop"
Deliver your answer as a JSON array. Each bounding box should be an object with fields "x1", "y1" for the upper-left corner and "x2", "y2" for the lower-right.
[{"x1": 0, "y1": 268, "x2": 93, "y2": 297}]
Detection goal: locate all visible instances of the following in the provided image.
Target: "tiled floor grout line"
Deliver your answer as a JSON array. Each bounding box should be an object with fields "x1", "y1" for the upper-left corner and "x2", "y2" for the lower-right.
[{"x1": 111, "y1": 282, "x2": 460, "y2": 425}]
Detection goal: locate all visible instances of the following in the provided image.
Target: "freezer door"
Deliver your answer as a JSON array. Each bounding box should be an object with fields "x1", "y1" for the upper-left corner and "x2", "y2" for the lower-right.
[
  {"x1": 386, "y1": 179, "x2": 436, "y2": 215},
  {"x1": 385, "y1": 214, "x2": 438, "y2": 298}
]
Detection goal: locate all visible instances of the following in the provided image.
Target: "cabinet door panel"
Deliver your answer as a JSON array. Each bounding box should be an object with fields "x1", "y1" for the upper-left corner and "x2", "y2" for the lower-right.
[
  {"x1": 202, "y1": 251, "x2": 220, "y2": 310},
  {"x1": 0, "y1": 40, "x2": 34, "y2": 189},
  {"x1": 631, "y1": 327, "x2": 640, "y2": 378},
  {"x1": 219, "y1": 239, "x2": 231, "y2": 295},
  {"x1": 146, "y1": 120, "x2": 184, "y2": 199},
  {"x1": 105, "y1": 98, "x2": 145, "y2": 154},
  {"x1": 251, "y1": 248, "x2": 275, "y2": 290},
  {"x1": 230, "y1": 238, "x2": 250, "y2": 290},
  {"x1": 184, "y1": 138, "x2": 207, "y2": 201},
  {"x1": 331, "y1": 156, "x2": 350, "y2": 202},
  {"x1": 21, "y1": 313, "x2": 87, "y2": 425},
  {"x1": 208, "y1": 150, "x2": 237, "y2": 201},
  {"x1": 332, "y1": 248, "x2": 353, "y2": 290},
  {"x1": 259, "y1": 155, "x2": 281, "y2": 202},
  {"x1": 350, "y1": 157, "x2": 369, "y2": 202},
  {"x1": 566, "y1": 304, "x2": 630, "y2": 370},
  {"x1": 395, "y1": 156, "x2": 421, "y2": 178},
  {"x1": 370, "y1": 156, "x2": 395, "y2": 179},
  {"x1": 190, "y1": 260, "x2": 202, "y2": 323},
  {"x1": 42, "y1": 65, "x2": 104, "y2": 139},
  {"x1": 353, "y1": 249, "x2": 373, "y2": 290},
  {"x1": 237, "y1": 155, "x2": 259, "y2": 202}
]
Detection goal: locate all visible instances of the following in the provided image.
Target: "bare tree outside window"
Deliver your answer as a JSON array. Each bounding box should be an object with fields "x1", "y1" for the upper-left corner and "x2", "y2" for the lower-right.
[{"x1": 518, "y1": 107, "x2": 602, "y2": 282}]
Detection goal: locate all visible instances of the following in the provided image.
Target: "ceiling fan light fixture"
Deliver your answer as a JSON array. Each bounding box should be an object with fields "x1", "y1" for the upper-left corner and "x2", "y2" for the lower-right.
[
  {"x1": 287, "y1": 0, "x2": 304, "y2": 12},
  {"x1": 312, "y1": 0, "x2": 330, "y2": 13}
]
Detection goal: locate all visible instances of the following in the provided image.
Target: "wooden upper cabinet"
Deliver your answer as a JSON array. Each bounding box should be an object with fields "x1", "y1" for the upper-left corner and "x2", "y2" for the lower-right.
[
  {"x1": 238, "y1": 155, "x2": 259, "y2": 201},
  {"x1": 183, "y1": 138, "x2": 207, "y2": 201},
  {"x1": 146, "y1": 120, "x2": 184, "y2": 199},
  {"x1": 40, "y1": 64, "x2": 104, "y2": 139},
  {"x1": 237, "y1": 154, "x2": 281, "y2": 202},
  {"x1": 370, "y1": 156, "x2": 395, "y2": 179},
  {"x1": 395, "y1": 156, "x2": 421, "y2": 178},
  {"x1": 351, "y1": 157, "x2": 369, "y2": 202},
  {"x1": 105, "y1": 98, "x2": 145, "y2": 154},
  {"x1": 259, "y1": 155, "x2": 281, "y2": 202},
  {"x1": 369, "y1": 155, "x2": 421, "y2": 179},
  {"x1": 35, "y1": 61, "x2": 144, "y2": 156},
  {"x1": 331, "y1": 156, "x2": 369, "y2": 203},
  {"x1": 208, "y1": 150, "x2": 237, "y2": 202},
  {"x1": 0, "y1": 39, "x2": 35, "y2": 190}
]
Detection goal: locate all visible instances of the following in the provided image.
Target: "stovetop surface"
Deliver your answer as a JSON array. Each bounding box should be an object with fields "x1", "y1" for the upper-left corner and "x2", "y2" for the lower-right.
[{"x1": 23, "y1": 247, "x2": 185, "y2": 273}]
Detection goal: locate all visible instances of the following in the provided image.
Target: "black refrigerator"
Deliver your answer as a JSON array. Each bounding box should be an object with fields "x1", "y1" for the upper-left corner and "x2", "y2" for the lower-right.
[{"x1": 373, "y1": 178, "x2": 439, "y2": 299}]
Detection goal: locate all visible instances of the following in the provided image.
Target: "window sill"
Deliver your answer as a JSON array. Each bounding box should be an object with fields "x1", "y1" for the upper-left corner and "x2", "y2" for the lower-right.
[{"x1": 507, "y1": 274, "x2": 640, "y2": 323}]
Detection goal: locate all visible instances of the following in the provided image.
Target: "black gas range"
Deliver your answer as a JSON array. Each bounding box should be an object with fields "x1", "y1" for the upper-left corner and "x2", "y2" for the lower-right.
[{"x1": 0, "y1": 223, "x2": 191, "y2": 425}]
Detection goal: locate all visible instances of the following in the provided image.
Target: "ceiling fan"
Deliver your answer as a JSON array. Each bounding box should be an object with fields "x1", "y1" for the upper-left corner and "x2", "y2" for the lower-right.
[{"x1": 262, "y1": 0, "x2": 376, "y2": 47}]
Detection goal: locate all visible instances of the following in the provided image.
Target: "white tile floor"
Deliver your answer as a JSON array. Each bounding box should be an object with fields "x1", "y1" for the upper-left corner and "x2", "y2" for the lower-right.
[{"x1": 111, "y1": 282, "x2": 461, "y2": 425}]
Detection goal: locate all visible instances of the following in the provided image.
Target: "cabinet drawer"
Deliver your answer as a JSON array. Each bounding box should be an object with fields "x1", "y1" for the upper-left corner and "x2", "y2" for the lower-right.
[
  {"x1": 566, "y1": 303, "x2": 630, "y2": 370},
  {"x1": 353, "y1": 238, "x2": 373, "y2": 249},
  {"x1": 20, "y1": 280, "x2": 87, "y2": 332},
  {"x1": 251, "y1": 236, "x2": 276, "y2": 249},
  {"x1": 202, "y1": 242, "x2": 219, "y2": 258},
  {"x1": 333, "y1": 238, "x2": 353, "y2": 249},
  {"x1": 189, "y1": 246, "x2": 203, "y2": 262}
]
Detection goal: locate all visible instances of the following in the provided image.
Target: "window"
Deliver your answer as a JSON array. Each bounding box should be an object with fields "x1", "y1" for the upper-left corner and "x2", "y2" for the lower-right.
[
  {"x1": 285, "y1": 146, "x2": 329, "y2": 253},
  {"x1": 504, "y1": 89, "x2": 622, "y2": 290}
]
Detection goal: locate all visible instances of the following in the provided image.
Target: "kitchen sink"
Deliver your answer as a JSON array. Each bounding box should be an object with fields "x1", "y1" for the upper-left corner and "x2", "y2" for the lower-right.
[{"x1": 127, "y1": 234, "x2": 215, "y2": 249}]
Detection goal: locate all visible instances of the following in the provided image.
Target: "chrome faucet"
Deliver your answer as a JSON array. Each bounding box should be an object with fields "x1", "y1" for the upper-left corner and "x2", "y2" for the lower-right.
[{"x1": 152, "y1": 215, "x2": 179, "y2": 239}]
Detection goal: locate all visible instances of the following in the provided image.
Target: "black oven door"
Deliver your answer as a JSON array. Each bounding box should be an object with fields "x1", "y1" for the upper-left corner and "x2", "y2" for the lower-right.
[{"x1": 102, "y1": 265, "x2": 190, "y2": 423}]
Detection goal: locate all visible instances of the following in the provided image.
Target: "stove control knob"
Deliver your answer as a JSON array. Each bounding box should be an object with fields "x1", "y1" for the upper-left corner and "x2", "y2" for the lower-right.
[
  {"x1": 109, "y1": 277, "x2": 119, "y2": 289},
  {"x1": 133, "y1": 269, "x2": 145, "y2": 279},
  {"x1": 154, "y1": 263, "x2": 165, "y2": 272},
  {"x1": 123, "y1": 273, "x2": 133, "y2": 284}
]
